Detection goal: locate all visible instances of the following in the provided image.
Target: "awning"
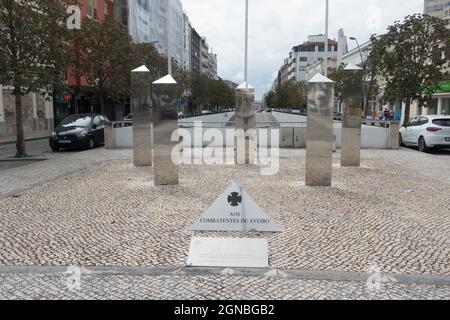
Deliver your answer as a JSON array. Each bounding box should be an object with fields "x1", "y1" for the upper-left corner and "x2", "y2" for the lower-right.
[{"x1": 434, "y1": 81, "x2": 450, "y2": 94}]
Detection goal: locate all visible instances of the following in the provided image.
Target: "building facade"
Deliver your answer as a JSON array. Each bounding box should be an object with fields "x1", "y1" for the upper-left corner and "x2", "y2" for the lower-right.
[
  {"x1": 424, "y1": 0, "x2": 450, "y2": 19},
  {"x1": 191, "y1": 28, "x2": 201, "y2": 75},
  {"x1": 113, "y1": 0, "x2": 184, "y2": 65},
  {"x1": 0, "y1": 89, "x2": 54, "y2": 137},
  {"x1": 183, "y1": 13, "x2": 192, "y2": 71},
  {"x1": 276, "y1": 35, "x2": 339, "y2": 86}
]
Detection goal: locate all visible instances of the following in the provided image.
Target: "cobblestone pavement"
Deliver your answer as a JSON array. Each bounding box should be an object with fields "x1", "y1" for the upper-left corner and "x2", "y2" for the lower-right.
[
  {"x1": 0, "y1": 148, "x2": 449, "y2": 299},
  {"x1": 1, "y1": 266, "x2": 449, "y2": 300}
]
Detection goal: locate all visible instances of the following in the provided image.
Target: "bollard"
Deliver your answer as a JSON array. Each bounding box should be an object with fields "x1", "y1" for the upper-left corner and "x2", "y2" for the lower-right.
[
  {"x1": 152, "y1": 74, "x2": 179, "y2": 186},
  {"x1": 341, "y1": 63, "x2": 364, "y2": 167},
  {"x1": 104, "y1": 122, "x2": 115, "y2": 149},
  {"x1": 389, "y1": 122, "x2": 400, "y2": 150},
  {"x1": 305, "y1": 73, "x2": 335, "y2": 187},
  {"x1": 131, "y1": 65, "x2": 152, "y2": 166}
]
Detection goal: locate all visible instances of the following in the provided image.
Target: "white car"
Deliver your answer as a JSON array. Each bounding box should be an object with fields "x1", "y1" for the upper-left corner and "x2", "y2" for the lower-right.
[{"x1": 399, "y1": 115, "x2": 450, "y2": 152}]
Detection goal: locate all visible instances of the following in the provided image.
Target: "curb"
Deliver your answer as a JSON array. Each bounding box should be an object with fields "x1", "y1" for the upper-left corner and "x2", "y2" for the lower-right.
[{"x1": 0, "y1": 135, "x2": 49, "y2": 146}]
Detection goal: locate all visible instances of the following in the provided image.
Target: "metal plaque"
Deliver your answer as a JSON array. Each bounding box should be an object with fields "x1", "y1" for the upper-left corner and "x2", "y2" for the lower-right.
[{"x1": 186, "y1": 237, "x2": 269, "y2": 268}]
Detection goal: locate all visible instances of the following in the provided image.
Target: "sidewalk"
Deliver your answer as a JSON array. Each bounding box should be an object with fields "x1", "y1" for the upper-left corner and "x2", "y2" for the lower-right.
[
  {"x1": 1, "y1": 148, "x2": 449, "y2": 299},
  {"x1": 0, "y1": 147, "x2": 131, "y2": 199},
  {"x1": 0, "y1": 130, "x2": 51, "y2": 145}
]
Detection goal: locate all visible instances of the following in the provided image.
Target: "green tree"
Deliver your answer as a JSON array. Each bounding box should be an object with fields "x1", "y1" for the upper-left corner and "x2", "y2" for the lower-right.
[
  {"x1": 373, "y1": 14, "x2": 449, "y2": 124},
  {"x1": 264, "y1": 90, "x2": 276, "y2": 108},
  {"x1": 73, "y1": 17, "x2": 134, "y2": 113},
  {"x1": 330, "y1": 64, "x2": 344, "y2": 109},
  {"x1": 0, "y1": 0, "x2": 69, "y2": 157},
  {"x1": 286, "y1": 80, "x2": 308, "y2": 110}
]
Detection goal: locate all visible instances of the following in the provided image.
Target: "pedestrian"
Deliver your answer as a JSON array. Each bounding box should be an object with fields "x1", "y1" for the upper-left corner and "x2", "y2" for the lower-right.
[
  {"x1": 377, "y1": 110, "x2": 383, "y2": 121},
  {"x1": 371, "y1": 109, "x2": 377, "y2": 120},
  {"x1": 389, "y1": 109, "x2": 395, "y2": 121}
]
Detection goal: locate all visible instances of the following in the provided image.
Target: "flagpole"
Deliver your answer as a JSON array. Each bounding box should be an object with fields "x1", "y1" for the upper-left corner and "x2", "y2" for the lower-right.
[
  {"x1": 167, "y1": 0, "x2": 172, "y2": 75},
  {"x1": 245, "y1": 0, "x2": 248, "y2": 88},
  {"x1": 324, "y1": 0, "x2": 329, "y2": 77}
]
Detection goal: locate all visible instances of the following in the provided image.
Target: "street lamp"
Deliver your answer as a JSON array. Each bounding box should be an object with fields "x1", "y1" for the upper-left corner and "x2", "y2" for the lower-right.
[
  {"x1": 349, "y1": 37, "x2": 364, "y2": 69},
  {"x1": 349, "y1": 37, "x2": 368, "y2": 118}
]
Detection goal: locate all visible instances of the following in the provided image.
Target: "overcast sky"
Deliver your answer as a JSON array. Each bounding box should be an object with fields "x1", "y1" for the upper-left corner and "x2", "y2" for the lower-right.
[{"x1": 183, "y1": 0, "x2": 424, "y2": 100}]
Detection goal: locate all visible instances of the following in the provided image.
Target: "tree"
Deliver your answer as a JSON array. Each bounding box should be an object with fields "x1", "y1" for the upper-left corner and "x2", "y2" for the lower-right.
[
  {"x1": 330, "y1": 64, "x2": 344, "y2": 110},
  {"x1": 286, "y1": 80, "x2": 308, "y2": 110},
  {"x1": 373, "y1": 14, "x2": 449, "y2": 124},
  {"x1": 0, "y1": 0, "x2": 69, "y2": 157},
  {"x1": 264, "y1": 90, "x2": 276, "y2": 108},
  {"x1": 73, "y1": 17, "x2": 134, "y2": 113}
]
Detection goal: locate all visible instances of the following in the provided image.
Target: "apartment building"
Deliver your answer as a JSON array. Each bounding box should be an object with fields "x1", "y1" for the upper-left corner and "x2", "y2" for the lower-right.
[
  {"x1": 276, "y1": 35, "x2": 339, "y2": 86},
  {"x1": 424, "y1": 0, "x2": 450, "y2": 19},
  {"x1": 113, "y1": 0, "x2": 184, "y2": 65}
]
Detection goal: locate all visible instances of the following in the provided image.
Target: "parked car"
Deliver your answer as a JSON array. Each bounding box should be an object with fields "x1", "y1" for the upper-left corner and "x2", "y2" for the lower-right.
[
  {"x1": 49, "y1": 114, "x2": 109, "y2": 152},
  {"x1": 399, "y1": 115, "x2": 450, "y2": 152},
  {"x1": 124, "y1": 113, "x2": 132, "y2": 122}
]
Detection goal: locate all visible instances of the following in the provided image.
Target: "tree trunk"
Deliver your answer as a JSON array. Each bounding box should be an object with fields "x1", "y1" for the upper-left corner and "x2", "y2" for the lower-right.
[
  {"x1": 14, "y1": 94, "x2": 27, "y2": 158},
  {"x1": 403, "y1": 98, "x2": 411, "y2": 126}
]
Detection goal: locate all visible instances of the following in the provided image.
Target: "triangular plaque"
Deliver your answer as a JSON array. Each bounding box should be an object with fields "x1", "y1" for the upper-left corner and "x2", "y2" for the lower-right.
[{"x1": 188, "y1": 182, "x2": 282, "y2": 232}]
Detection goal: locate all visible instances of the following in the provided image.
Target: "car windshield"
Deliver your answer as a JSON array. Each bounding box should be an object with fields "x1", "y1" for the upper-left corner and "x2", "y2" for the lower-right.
[
  {"x1": 59, "y1": 116, "x2": 92, "y2": 128},
  {"x1": 433, "y1": 119, "x2": 450, "y2": 127}
]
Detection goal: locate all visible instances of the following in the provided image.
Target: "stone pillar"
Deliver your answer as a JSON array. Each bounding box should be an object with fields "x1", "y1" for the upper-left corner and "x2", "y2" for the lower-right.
[
  {"x1": 45, "y1": 98, "x2": 54, "y2": 131},
  {"x1": 0, "y1": 85, "x2": 6, "y2": 136},
  {"x1": 131, "y1": 65, "x2": 152, "y2": 167},
  {"x1": 305, "y1": 74, "x2": 335, "y2": 187},
  {"x1": 104, "y1": 122, "x2": 115, "y2": 149},
  {"x1": 389, "y1": 122, "x2": 400, "y2": 150},
  {"x1": 235, "y1": 82, "x2": 256, "y2": 165},
  {"x1": 341, "y1": 64, "x2": 364, "y2": 167},
  {"x1": 152, "y1": 74, "x2": 179, "y2": 186},
  {"x1": 437, "y1": 97, "x2": 443, "y2": 115}
]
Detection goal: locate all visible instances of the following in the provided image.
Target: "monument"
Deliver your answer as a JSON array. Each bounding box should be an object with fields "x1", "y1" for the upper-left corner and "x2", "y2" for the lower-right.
[
  {"x1": 188, "y1": 182, "x2": 281, "y2": 232},
  {"x1": 131, "y1": 65, "x2": 152, "y2": 167},
  {"x1": 305, "y1": 73, "x2": 335, "y2": 187},
  {"x1": 152, "y1": 74, "x2": 179, "y2": 186},
  {"x1": 235, "y1": 82, "x2": 256, "y2": 165},
  {"x1": 341, "y1": 63, "x2": 364, "y2": 167}
]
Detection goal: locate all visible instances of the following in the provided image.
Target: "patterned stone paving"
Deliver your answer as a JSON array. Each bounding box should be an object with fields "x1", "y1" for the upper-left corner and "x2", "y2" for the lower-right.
[
  {"x1": 0, "y1": 266, "x2": 449, "y2": 300},
  {"x1": 0, "y1": 148, "x2": 449, "y2": 299}
]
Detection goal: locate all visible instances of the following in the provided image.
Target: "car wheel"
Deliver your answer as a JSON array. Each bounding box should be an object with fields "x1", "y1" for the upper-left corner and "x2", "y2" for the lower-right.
[
  {"x1": 399, "y1": 133, "x2": 405, "y2": 147},
  {"x1": 418, "y1": 136, "x2": 429, "y2": 153},
  {"x1": 88, "y1": 137, "x2": 95, "y2": 149}
]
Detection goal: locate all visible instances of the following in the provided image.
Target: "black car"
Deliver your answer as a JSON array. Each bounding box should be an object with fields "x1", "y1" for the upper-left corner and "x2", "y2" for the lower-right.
[{"x1": 49, "y1": 114, "x2": 109, "y2": 151}]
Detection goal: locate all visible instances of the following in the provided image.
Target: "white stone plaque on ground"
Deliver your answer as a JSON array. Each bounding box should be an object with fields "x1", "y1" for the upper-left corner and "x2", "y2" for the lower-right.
[
  {"x1": 186, "y1": 237, "x2": 269, "y2": 268},
  {"x1": 188, "y1": 182, "x2": 281, "y2": 232}
]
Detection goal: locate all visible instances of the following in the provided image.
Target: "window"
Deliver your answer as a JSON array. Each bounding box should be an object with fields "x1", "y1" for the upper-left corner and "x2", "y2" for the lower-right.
[
  {"x1": 433, "y1": 119, "x2": 450, "y2": 127},
  {"x1": 408, "y1": 118, "x2": 419, "y2": 126},
  {"x1": 299, "y1": 57, "x2": 307, "y2": 62},
  {"x1": 417, "y1": 117, "x2": 429, "y2": 126}
]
